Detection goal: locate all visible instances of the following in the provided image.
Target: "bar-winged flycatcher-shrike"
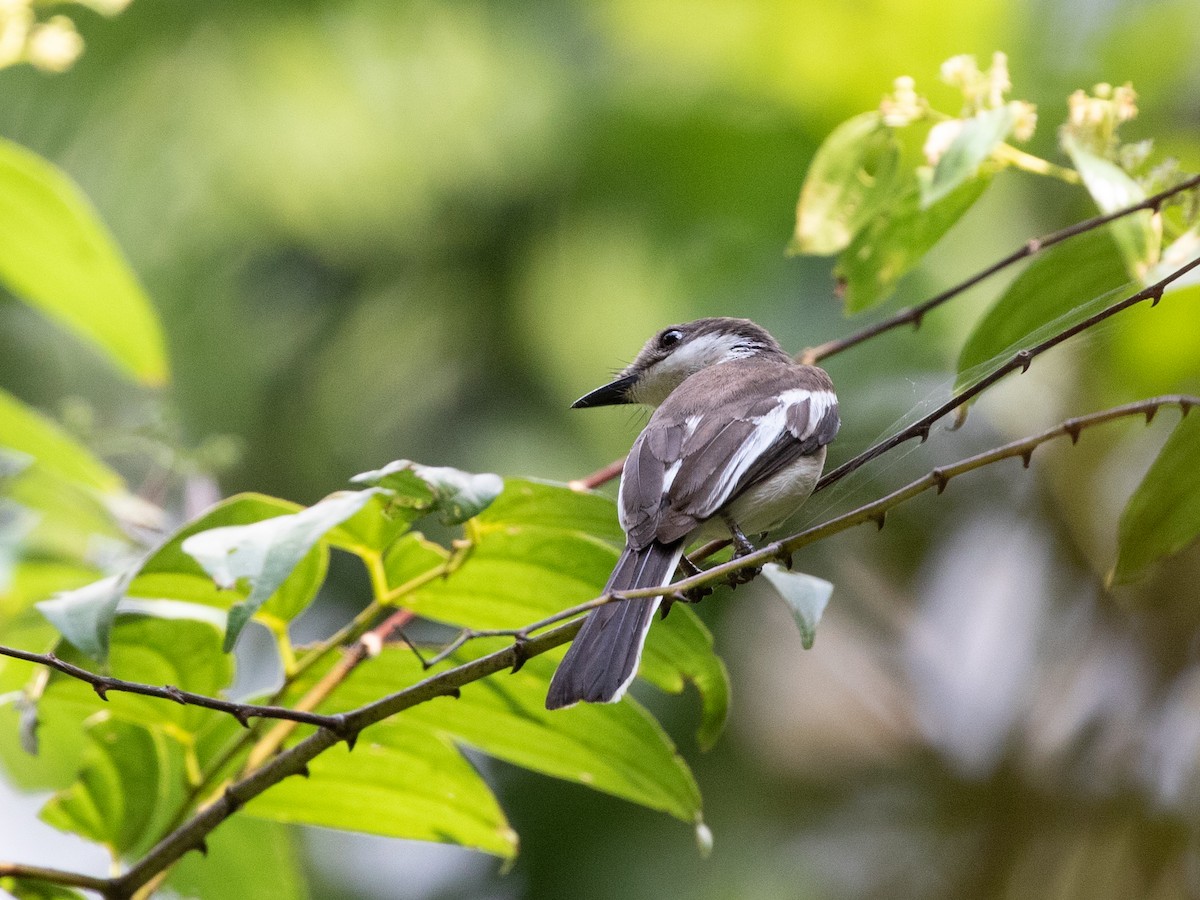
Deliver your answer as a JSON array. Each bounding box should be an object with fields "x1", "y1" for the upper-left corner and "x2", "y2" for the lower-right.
[{"x1": 546, "y1": 317, "x2": 839, "y2": 709}]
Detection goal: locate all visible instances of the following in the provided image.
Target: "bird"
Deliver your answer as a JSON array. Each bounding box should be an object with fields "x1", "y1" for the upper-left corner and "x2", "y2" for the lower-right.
[{"x1": 546, "y1": 316, "x2": 839, "y2": 709}]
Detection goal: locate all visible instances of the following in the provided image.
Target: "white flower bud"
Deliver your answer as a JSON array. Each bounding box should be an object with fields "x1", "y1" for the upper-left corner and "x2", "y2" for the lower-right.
[{"x1": 26, "y1": 15, "x2": 83, "y2": 72}]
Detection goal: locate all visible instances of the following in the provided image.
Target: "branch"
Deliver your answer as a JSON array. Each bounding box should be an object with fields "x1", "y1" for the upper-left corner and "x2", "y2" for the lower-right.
[
  {"x1": 799, "y1": 172, "x2": 1200, "y2": 364},
  {"x1": 0, "y1": 645, "x2": 351, "y2": 733},
  {"x1": 104, "y1": 619, "x2": 582, "y2": 900},
  {"x1": 574, "y1": 176, "x2": 1200, "y2": 491},
  {"x1": 814, "y1": 254, "x2": 1200, "y2": 493},
  {"x1": 0, "y1": 862, "x2": 111, "y2": 893},
  {"x1": 5, "y1": 395, "x2": 1195, "y2": 897},
  {"x1": 616, "y1": 395, "x2": 1198, "y2": 598}
]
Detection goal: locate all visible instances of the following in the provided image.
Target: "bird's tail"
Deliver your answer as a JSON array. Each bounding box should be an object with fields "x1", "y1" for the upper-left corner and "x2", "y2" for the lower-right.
[{"x1": 545, "y1": 540, "x2": 685, "y2": 709}]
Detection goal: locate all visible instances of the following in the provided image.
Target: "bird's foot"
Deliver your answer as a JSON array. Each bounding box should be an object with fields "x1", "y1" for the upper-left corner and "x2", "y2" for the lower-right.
[{"x1": 721, "y1": 515, "x2": 762, "y2": 585}]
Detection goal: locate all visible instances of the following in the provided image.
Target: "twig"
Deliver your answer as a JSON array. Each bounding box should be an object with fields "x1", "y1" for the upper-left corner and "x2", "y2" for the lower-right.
[
  {"x1": 798, "y1": 172, "x2": 1200, "y2": 364},
  {"x1": 619, "y1": 395, "x2": 1198, "y2": 598},
  {"x1": 573, "y1": 175, "x2": 1200, "y2": 492},
  {"x1": 103, "y1": 619, "x2": 582, "y2": 900},
  {"x1": 0, "y1": 862, "x2": 111, "y2": 893},
  {"x1": 0, "y1": 645, "x2": 350, "y2": 734},
  {"x1": 813, "y1": 254, "x2": 1200, "y2": 493},
  {"x1": 4, "y1": 394, "x2": 1196, "y2": 897}
]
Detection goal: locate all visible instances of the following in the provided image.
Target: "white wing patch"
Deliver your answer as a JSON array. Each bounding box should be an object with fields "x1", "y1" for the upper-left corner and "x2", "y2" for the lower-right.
[
  {"x1": 779, "y1": 388, "x2": 837, "y2": 440},
  {"x1": 691, "y1": 403, "x2": 790, "y2": 518},
  {"x1": 690, "y1": 389, "x2": 836, "y2": 519}
]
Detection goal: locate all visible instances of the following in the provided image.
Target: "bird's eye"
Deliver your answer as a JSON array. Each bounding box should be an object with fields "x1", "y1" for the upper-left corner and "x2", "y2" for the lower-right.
[{"x1": 658, "y1": 329, "x2": 684, "y2": 350}]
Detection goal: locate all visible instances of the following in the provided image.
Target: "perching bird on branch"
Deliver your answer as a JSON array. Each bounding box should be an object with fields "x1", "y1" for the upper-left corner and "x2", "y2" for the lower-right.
[{"x1": 546, "y1": 317, "x2": 839, "y2": 709}]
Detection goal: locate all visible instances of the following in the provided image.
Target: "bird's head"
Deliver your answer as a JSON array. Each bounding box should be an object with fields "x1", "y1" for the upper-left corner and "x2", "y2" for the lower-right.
[{"x1": 572, "y1": 317, "x2": 790, "y2": 409}]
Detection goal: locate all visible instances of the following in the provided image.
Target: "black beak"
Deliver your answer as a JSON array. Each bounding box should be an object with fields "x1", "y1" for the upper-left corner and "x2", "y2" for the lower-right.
[{"x1": 571, "y1": 373, "x2": 639, "y2": 408}]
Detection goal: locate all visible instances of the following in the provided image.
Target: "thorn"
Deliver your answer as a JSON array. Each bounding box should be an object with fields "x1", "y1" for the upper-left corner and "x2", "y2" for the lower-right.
[
  {"x1": 1064, "y1": 421, "x2": 1083, "y2": 444},
  {"x1": 915, "y1": 423, "x2": 931, "y2": 444},
  {"x1": 91, "y1": 681, "x2": 110, "y2": 701},
  {"x1": 442, "y1": 686, "x2": 461, "y2": 699},
  {"x1": 930, "y1": 468, "x2": 949, "y2": 494},
  {"x1": 195, "y1": 839, "x2": 209, "y2": 857},
  {"x1": 911, "y1": 308, "x2": 926, "y2": 330},
  {"x1": 1015, "y1": 350, "x2": 1034, "y2": 373},
  {"x1": 223, "y1": 787, "x2": 243, "y2": 813},
  {"x1": 164, "y1": 685, "x2": 187, "y2": 705},
  {"x1": 510, "y1": 637, "x2": 532, "y2": 674},
  {"x1": 1144, "y1": 405, "x2": 1158, "y2": 425},
  {"x1": 232, "y1": 708, "x2": 251, "y2": 729},
  {"x1": 873, "y1": 511, "x2": 887, "y2": 531},
  {"x1": 1149, "y1": 288, "x2": 1164, "y2": 307},
  {"x1": 344, "y1": 730, "x2": 360, "y2": 752},
  {"x1": 1020, "y1": 448, "x2": 1034, "y2": 468},
  {"x1": 1182, "y1": 399, "x2": 1194, "y2": 417},
  {"x1": 296, "y1": 763, "x2": 311, "y2": 778}
]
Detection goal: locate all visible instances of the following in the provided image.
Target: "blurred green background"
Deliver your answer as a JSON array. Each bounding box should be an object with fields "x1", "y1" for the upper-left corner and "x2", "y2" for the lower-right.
[{"x1": 3, "y1": 0, "x2": 1200, "y2": 898}]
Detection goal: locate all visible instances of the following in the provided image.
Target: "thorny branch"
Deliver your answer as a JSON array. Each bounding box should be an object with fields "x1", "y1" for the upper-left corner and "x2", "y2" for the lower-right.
[
  {"x1": 3, "y1": 394, "x2": 1197, "y2": 898},
  {"x1": 798, "y1": 172, "x2": 1200, "y2": 365},
  {"x1": 814, "y1": 252, "x2": 1200, "y2": 492},
  {"x1": 575, "y1": 174, "x2": 1200, "y2": 492}
]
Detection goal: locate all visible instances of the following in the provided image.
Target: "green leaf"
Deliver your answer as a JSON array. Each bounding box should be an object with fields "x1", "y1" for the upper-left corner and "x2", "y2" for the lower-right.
[
  {"x1": 181, "y1": 490, "x2": 377, "y2": 650},
  {"x1": 324, "y1": 491, "x2": 414, "y2": 558},
  {"x1": 0, "y1": 138, "x2": 168, "y2": 386},
  {"x1": 246, "y1": 723, "x2": 518, "y2": 858},
  {"x1": 640, "y1": 605, "x2": 730, "y2": 750},
  {"x1": 956, "y1": 230, "x2": 1132, "y2": 391},
  {"x1": 791, "y1": 112, "x2": 903, "y2": 255},
  {"x1": 1112, "y1": 411, "x2": 1200, "y2": 584},
  {"x1": 921, "y1": 105, "x2": 1014, "y2": 208},
  {"x1": 39, "y1": 718, "x2": 188, "y2": 859},
  {"x1": 167, "y1": 818, "x2": 310, "y2": 900},
  {"x1": 1063, "y1": 134, "x2": 1161, "y2": 280},
  {"x1": 52, "y1": 616, "x2": 233, "y2": 734},
  {"x1": 381, "y1": 531, "x2": 449, "y2": 595},
  {"x1": 836, "y1": 173, "x2": 990, "y2": 313},
  {"x1": 476, "y1": 478, "x2": 624, "y2": 545},
  {"x1": 758, "y1": 565, "x2": 833, "y2": 650},
  {"x1": 352, "y1": 460, "x2": 503, "y2": 525},
  {"x1": 0, "y1": 388, "x2": 123, "y2": 495},
  {"x1": 415, "y1": 477, "x2": 729, "y2": 745},
  {"x1": 409, "y1": 525, "x2": 618, "y2": 628},
  {"x1": 285, "y1": 644, "x2": 703, "y2": 824},
  {"x1": 35, "y1": 574, "x2": 128, "y2": 662}
]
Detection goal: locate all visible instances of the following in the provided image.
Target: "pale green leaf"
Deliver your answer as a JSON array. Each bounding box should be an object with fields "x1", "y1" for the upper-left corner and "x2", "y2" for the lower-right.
[
  {"x1": 285, "y1": 644, "x2": 703, "y2": 824},
  {"x1": 1063, "y1": 134, "x2": 1161, "y2": 280},
  {"x1": 759, "y1": 565, "x2": 833, "y2": 649},
  {"x1": 920, "y1": 105, "x2": 1015, "y2": 207},
  {"x1": 476, "y1": 478, "x2": 624, "y2": 545},
  {"x1": 0, "y1": 138, "x2": 168, "y2": 385},
  {"x1": 39, "y1": 718, "x2": 187, "y2": 858},
  {"x1": 181, "y1": 490, "x2": 376, "y2": 650},
  {"x1": 956, "y1": 230, "x2": 1132, "y2": 391},
  {"x1": 1113, "y1": 411, "x2": 1200, "y2": 584},
  {"x1": 791, "y1": 111, "x2": 903, "y2": 255},
  {"x1": 167, "y1": 818, "x2": 309, "y2": 900},
  {"x1": 352, "y1": 460, "x2": 503, "y2": 525},
  {"x1": 35, "y1": 574, "x2": 127, "y2": 662},
  {"x1": 836, "y1": 174, "x2": 990, "y2": 313},
  {"x1": 246, "y1": 723, "x2": 518, "y2": 858},
  {"x1": 640, "y1": 605, "x2": 729, "y2": 750},
  {"x1": 0, "y1": 388, "x2": 122, "y2": 495}
]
